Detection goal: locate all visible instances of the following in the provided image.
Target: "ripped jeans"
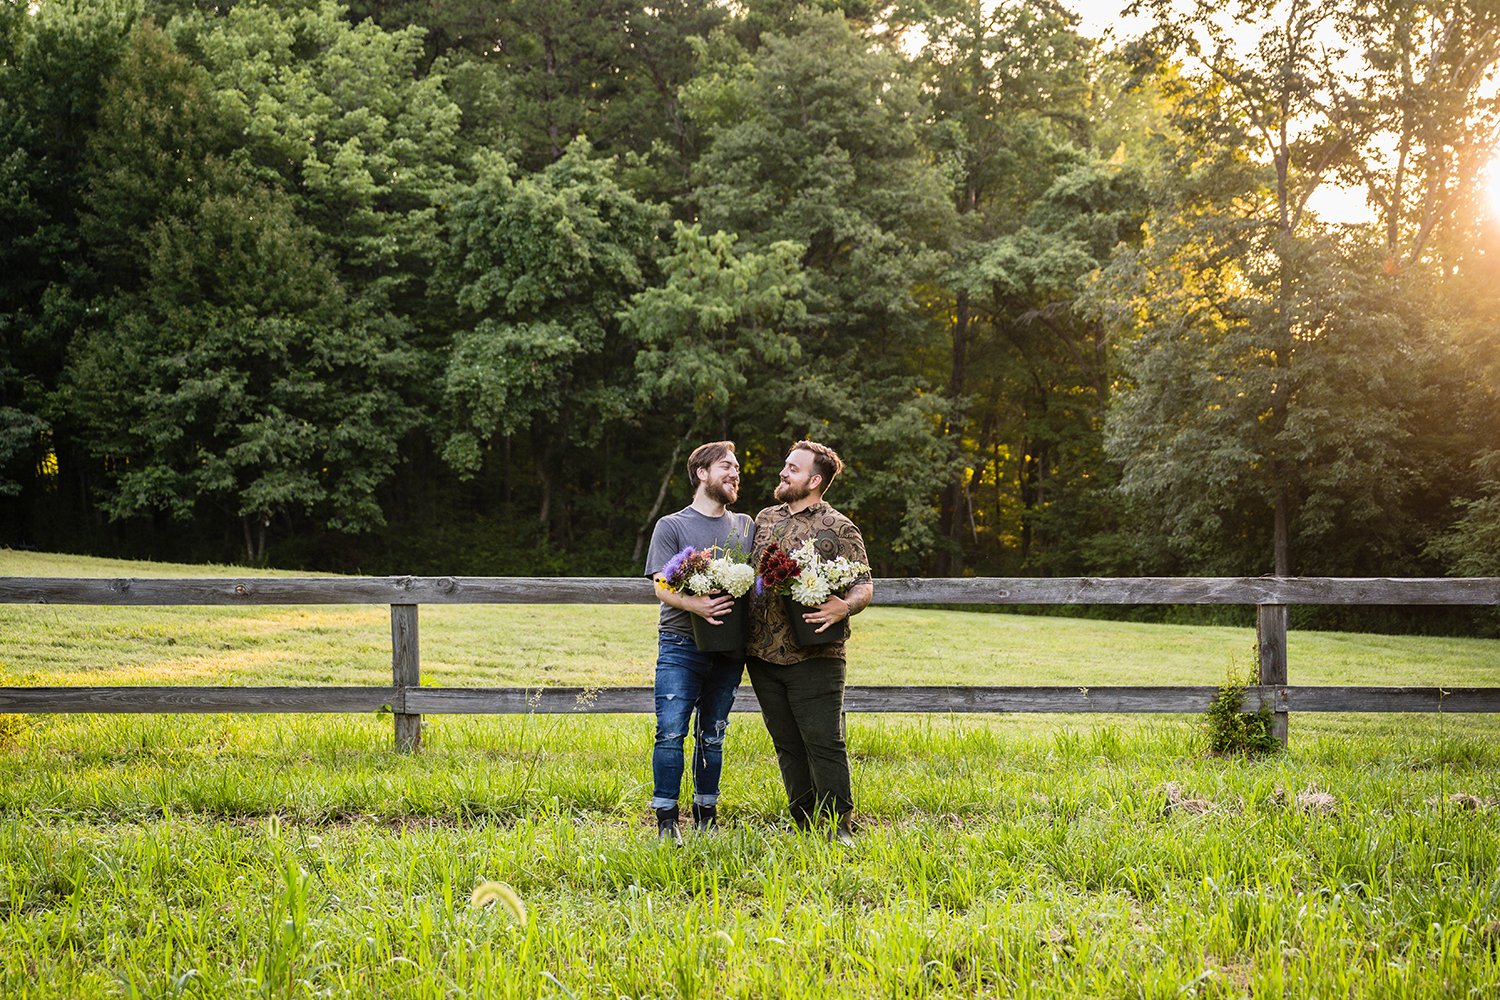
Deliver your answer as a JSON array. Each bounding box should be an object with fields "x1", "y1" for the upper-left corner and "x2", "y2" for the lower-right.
[{"x1": 651, "y1": 630, "x2": 744, "y2": 809}]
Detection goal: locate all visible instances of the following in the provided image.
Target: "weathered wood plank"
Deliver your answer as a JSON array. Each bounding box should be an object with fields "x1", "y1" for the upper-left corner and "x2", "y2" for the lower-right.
[
  {"x1": 1257, "y1": 604, "x2": 1290, "y2": 745},
  {"x1": 838, "y1": 685, "x2": 1267, "y2": 713},
  {"x1": 401, "y1": 686, "x2": 1244, "y2": 715},
  {"x1": 1282, "y1": 687, "x2": 1500, "y2": 713},
  {"x1": 0, "y1": 576, "x2": 659, "y2": 606},
  {"x1": 874, "y1": 577, "x2": 1500, "y2": 606},
  {"x1": 3, "y1": 576, "x2": 1498, "y2": 606},
  {"x1": 391, "y1": 604, "x2": 421, "y2": 752},
  {"x1": 0, "y1": 686, "x2": 399, "y2": 713},
  {"x1": 407, "y1": 687, "x2": 683, "y2": 715},
  {"x1": 837, "y1": 686, "x2": 1500, "y2": 714},
  {"x1": 2, "y1": 685, "x2": 1497, "y2": 716}
]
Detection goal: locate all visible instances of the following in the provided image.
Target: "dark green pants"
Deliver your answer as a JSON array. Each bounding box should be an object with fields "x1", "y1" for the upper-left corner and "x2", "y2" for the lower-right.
[{"x1": 746, "y1": 656, "x2": 852, "y2": 821}]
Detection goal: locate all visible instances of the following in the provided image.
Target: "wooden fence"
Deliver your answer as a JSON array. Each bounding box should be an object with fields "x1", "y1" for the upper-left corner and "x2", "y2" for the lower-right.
[{"x1": 1, "y1": 576, "x2": 1498, "y2": 752}]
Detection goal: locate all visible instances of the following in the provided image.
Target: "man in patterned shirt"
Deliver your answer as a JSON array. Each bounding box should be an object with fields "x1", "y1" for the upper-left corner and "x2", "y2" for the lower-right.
[{"x1": 747, "y1": 440, "x2": 873, "y2": 846}]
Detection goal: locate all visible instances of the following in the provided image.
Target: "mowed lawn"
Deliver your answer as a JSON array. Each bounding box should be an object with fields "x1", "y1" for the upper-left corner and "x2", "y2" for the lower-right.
[{"x1": 1, "y1": 549, "x2": 1498, "y2": 997}]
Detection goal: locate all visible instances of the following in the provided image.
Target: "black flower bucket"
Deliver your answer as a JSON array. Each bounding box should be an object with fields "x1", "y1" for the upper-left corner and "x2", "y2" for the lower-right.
[
  {"x1": 691, "y1": 593, "x2": 749, "y2": 655},
  {"x1": 784, "y1": 595, "x2": 847, "y2": 647}
]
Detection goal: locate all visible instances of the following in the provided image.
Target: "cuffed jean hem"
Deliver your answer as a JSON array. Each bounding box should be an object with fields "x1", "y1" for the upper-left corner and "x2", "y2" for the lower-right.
[
  {"x1": 650, "y1": 793, "x2": 720, "y2": 809},
  {"x1": 651, "y1": 630, "x2": 742, "y2": 808}
]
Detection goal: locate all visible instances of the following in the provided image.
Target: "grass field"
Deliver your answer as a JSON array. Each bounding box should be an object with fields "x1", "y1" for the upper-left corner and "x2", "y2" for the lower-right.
[{"x1": 2, "y1": 549, "x2": 1498, "y2": 997}]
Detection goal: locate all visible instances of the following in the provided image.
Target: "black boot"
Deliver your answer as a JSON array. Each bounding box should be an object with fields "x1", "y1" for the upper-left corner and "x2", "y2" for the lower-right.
[
  {"x1": 691, "y1": 802, "x2": 717, "y2": 832},
  {"x1": 655, "y1": 805, "x2": 682, "y2": 845},
  {"x1": 832, "y1": 812, "x2": 855, "y2": 848}
]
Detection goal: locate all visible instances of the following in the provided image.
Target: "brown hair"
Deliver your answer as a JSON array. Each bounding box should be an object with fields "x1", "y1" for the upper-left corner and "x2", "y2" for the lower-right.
[
  {"x1": 687, "y1": 440, "x2": 736, "y2": 489},
  {"x1": 793, "y1": 440, "x2": 843, "y2": 492}
]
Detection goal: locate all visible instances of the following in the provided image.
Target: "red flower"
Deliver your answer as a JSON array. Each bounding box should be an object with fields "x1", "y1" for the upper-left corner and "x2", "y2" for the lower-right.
[{"x1": 756, "y1": 542, "x2": 801, "y2": 595}]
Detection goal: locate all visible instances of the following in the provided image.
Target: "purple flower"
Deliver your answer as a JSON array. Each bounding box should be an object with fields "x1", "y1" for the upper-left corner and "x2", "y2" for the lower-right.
[
  {"x1": 755, "y1": 575, "x2": 765, "y2": 596},
  {"x1": 660, "y1": 545, "x2": 696, "y2": 583}
]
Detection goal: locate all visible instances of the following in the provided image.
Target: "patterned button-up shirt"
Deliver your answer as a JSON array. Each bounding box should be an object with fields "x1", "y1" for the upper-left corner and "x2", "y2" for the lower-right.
[{"x1": 747, "y1": 500, "x2": 872, "y2": 665}]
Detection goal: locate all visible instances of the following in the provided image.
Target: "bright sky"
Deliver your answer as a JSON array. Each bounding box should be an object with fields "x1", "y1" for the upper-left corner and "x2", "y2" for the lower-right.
[
  {"x1": 1061, "y1": 0, "x2": 1376, "y2": 224},
  {"x1": 1064, "y1": 0, "x2": 1151, "y2": 41}
]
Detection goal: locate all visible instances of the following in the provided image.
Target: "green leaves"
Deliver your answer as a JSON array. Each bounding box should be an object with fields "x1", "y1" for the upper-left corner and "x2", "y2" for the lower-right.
[
  {"x1": 690, "y1": 8, "x2": 953, "y2": 351},
  {"x1": 182, "y1": 0, "x2": 462, "y2": 315},
  {"x1": 0, "y1": 408, "x2": 46, "y2": 499},
  {"x1": 1094, "y1": 0, "x2": 1500, "y2": 576},
  {"x1": 69, "y1": 181, "x2": 418, "y2": 546},
  {"x1": 1102, "y1": 198, "x2": 1441, "y2": 573},
  {"x1": 625, "y1": 223, "x2": 806, "y2": 424},
  {"x1": 440, "y1": 142, "x2": 664, "y2": 471},
  {"x1": 0, "y1": 0, "x2": 1496, "y2": 583}
]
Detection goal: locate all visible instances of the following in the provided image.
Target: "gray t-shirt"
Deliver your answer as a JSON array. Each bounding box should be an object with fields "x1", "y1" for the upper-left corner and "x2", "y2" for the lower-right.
[{"x1": 644, "y1": 506, "x2": 756, "y2": 635}]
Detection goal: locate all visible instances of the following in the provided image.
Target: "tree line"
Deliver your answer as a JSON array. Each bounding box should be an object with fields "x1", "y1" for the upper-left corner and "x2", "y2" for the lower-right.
[{"x1": 2, "y1": 1, "x2": 1498, "y2": 620}]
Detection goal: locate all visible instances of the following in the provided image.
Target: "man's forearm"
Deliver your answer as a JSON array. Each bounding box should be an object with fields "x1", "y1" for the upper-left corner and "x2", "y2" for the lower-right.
[
  {"x1": 655, "y1": 578, "x2": 691, "y2": 612},
  {"x1": 843, "y1": 582, "x2": 873, "y2": 615},
  {"x1": 655, "y1": 578, "x2": 733, "y2": 621}
]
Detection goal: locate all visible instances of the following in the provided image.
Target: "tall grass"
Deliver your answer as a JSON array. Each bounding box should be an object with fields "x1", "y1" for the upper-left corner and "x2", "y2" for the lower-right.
[
  {"x1": 2, "y1": 550, "x2": 1498, "y2": 996},
  {"x1": 2, "y1": 716, "x2": 1497, "y2": 997}
]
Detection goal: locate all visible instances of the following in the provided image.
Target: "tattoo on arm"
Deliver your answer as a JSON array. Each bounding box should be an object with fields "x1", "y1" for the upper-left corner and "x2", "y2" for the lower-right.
[{"x1": 843, "y1": 582, "x2": 873, "y2": 615}]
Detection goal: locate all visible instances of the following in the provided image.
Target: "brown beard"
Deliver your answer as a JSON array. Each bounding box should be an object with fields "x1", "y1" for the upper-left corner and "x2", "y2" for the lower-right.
[
  {"x1": 774, "y1": 479, "x2": 812, "y2": 504},
  {"x1": 705, "y1": 478, "x2": 738, "y2": 506}
]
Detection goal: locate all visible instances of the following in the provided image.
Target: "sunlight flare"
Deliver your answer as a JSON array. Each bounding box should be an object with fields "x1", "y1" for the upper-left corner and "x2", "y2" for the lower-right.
[{"x1": 1486, "y1": 152, "x2": 1500, "y2": 219}]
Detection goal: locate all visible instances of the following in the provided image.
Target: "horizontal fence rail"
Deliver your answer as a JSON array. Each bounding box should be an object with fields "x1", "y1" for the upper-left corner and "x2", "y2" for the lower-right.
[
  {"x1": 2, "y1": 576, "x2": 1497, "y2": 751},
  {"x1": 3, "y1": 576, "x2": 1500, "y2": 606},
  {"x1": 4, "y1": 685, "x2": 1500, "y2": 716}
]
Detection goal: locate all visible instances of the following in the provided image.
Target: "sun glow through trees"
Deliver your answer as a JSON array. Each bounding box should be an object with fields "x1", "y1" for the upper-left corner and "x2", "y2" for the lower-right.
[{"x1": 1486, "y1": 154, "x2": 1500, "y2": 220}]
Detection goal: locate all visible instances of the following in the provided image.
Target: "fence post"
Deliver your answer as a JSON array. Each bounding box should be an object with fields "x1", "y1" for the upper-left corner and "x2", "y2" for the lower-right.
[
  {"x1": 1256, "y1": 603, "x2": 1289, "y2": 746},
  {"x1": 391, "y1": 603, "x2": 421, "y2": 752}
]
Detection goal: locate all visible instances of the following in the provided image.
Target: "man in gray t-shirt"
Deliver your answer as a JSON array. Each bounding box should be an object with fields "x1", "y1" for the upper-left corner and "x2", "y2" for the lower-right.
[
  {"x1": 646, "y1": 507, "x2": 755, "y2": 635},
  {"x1": 641, "y1": 440, "x2": 756, "y2": 843}
]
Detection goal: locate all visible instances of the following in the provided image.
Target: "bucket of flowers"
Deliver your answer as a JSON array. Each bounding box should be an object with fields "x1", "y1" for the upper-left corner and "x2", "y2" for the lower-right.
[
  {"x1": 658, "y1": 545, "x2": 757, "y2": 654},
  {"x1": 756, "y1": 539, "x2": 870, "y2": 647}
]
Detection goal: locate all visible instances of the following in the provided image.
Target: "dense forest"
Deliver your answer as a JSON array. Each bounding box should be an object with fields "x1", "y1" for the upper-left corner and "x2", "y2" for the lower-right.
[{"x1": 2, "y1": 1, "x2": 1498, "y2": 613}]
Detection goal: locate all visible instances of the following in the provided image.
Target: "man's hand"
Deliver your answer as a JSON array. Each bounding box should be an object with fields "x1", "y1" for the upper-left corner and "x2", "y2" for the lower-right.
[
  {"x1": 688, "y1": 592, "x2": 736, "y2": 626},
  {"x1": 803, "y1": 581, "x2": 873, "y2": 633},
  {"x1": 655, "y1": 575, "x2": 736, "y2": 624},
  {"x1": 804, "y1": 595, "x2": 851, "y2": 633}
]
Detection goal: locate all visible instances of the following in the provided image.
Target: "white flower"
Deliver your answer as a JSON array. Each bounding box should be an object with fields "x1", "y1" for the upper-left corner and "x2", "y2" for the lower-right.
[
  {"x1": 790, "y1": 540, "x2": 819, "y2": 569},
  {"x1": 826, "y1": 557, "x2": 865, "y2": 589},
  {"x1": 711, "y1": 559, "x2": 756, "y2": 598},
  {"x1": 790, "y1": 574, "x2": 832, "y2": 606},
  {"x1": 686, "y1": 572, "x2": 714, "y2": 595}
]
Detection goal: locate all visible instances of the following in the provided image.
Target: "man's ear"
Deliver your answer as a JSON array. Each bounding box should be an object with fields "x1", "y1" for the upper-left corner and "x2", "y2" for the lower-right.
[{"x1": 808, "y1": 473, "x2": 824, "y2": 494}]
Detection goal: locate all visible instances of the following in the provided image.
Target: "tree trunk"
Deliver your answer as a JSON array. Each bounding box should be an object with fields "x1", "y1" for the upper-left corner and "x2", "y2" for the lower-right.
[
  {"x1": 937, "y1": 291, "x2": 972, "y2": 575},
  {"x1": 536, "y1": 460, "x2": 552, "y2": 531},
  {"x1": 963, "y1": 416, "x2": 995, "y2": 550},
  {"x1": 1018, "y1": 437, "x2": 1040, "y2": 565},
  {"x1": 502, "y1": 434, "x2": 512, "y2": 506},
  {"x1": 632, "y1": 423, "x2": 699, "y2": 565},
  {"x1": 1273, "y1": 474, "x2": 1290, "y2": 576},
  {"x1": 240, "y1": 514, "x2": 268, "y2": 566},
  {"x1": 1272, "y1": 70, "x2": 1295, "y2": 578},
  {"x1": 543, "y1": 32, "x2": 562, "y2": 162}
]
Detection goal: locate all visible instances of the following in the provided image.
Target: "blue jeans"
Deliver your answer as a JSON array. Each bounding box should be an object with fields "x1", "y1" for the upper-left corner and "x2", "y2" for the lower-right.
[{"x1": 651, "y1": 631, "x2": 743, "y2": 809}]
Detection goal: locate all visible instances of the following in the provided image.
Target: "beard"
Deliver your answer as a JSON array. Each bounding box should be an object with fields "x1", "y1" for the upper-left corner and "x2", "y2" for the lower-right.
[
  {"x1": 774, "y1": 478, "x2": 813, "y2": 504},
  {"x1": 705, "y1": 477, "x2": 739, "y2": 506}
]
